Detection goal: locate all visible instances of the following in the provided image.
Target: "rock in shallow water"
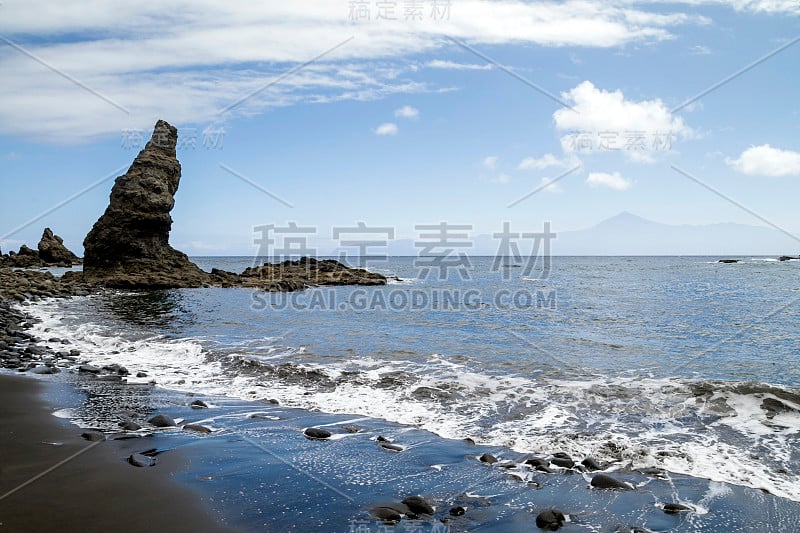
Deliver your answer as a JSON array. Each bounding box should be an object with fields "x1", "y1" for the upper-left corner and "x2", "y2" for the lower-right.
[
  {"x1": 402, "y1": 496, "x2": 434, "y2": 515},
  {"x1": 370, "y1": 507, "x2": 402, "y2": 523},
  {"x1": 81, "y1": 430, "x2": 106, "y2": 442},
  {"x1": 147, "y1": 414, "x2": 177, "y2": 428},
  {"x1": 591, "y1": 473, "x2": 633, "y2": 490},
  {"x1": 183, "y1": 424, "x2": 212, "y2": 434},
  {"x1": 581, "y1": 457, "x2": 604, "y2": 471},
  {"x1": 662, "y1": 503, "x2": 693, "y2": 514},
  {"x1": 479, "y1": 453, "x2": 498, "y2": 464},
  {"x1": 536, "y1": 509, "x2": 566, "y2": 530},
  {"x1": 303, "y1": 427, "x2": 332, "y2": 440}
]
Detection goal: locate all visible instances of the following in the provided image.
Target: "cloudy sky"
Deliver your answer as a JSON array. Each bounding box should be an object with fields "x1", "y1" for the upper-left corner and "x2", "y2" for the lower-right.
[{"x1": 1, "y1": 0, "x2": 799, "y2": 255}]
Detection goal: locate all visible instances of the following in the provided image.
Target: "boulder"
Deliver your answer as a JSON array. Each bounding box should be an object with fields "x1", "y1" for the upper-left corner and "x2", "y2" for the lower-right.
[
  {"x1": 82, "y1": 120, "x2": 210, "y2": 289},
  {"x1": 37, "y1": 228, "x2": 80, "y2": 265}
]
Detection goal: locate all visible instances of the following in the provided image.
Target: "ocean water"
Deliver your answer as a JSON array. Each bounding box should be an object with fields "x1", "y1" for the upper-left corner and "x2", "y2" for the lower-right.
[{"x1": 26, "y1": 256, "x2": 800, "y2": 503}]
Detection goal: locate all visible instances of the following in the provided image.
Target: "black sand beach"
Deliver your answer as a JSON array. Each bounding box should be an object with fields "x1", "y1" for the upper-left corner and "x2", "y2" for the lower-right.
[
  {"x1": 0, "y1": 375, "x2": 232, "y2": 533},
  {"x1": 3, "y1": 366, "x2": 800, "y2": 532}
]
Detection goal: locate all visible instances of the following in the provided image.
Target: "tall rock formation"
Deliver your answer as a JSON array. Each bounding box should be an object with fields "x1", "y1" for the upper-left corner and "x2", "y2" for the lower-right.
[
  {"x1": 38, "y1": 228, "x2": 80, "y2": 265},
  {"x1": 83, "y1": 120, "x2": 210, "y2": 288}
]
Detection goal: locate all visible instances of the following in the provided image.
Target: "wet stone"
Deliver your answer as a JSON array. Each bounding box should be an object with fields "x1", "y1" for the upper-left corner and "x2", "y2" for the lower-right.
[
  {"x1": 128, "y1": 453, "x2": 157, "y2": 468},
  {"x1": 303, "y1": 427, "x2": 332, "y2": 440},
  {"x1": 147, "y1": 414, "x2": 177, "y2": 428},
  {"x1": 536, "y1": 509, "x2": 566, "y2": 531}
]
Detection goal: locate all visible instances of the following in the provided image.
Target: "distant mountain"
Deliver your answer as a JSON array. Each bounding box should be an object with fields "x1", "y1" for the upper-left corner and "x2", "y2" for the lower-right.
[
  {"x1": 554, "y1": 212, "x2": 800, "y2": 256},
  {"x1": 319, "y1": 212, "x2": 799, "y2": 257}
]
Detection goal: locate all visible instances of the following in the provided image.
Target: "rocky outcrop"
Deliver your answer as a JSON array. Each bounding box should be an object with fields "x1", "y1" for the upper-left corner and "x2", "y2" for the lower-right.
[
  {"x1": 240, "y1": 257, "x2": 388, "y2": 289},
  {"x1": 82, "y1": 120, "x2": 210, "y2": 289},
  {"x1": 38, "y1": 228, "x2": 80, "y2": 265},
  {"x1": 4, "y1": 121, "x2": 388, "y2": 292}
]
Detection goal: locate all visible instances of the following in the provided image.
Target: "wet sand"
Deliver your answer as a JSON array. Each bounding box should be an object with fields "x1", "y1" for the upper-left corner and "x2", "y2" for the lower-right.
[{"x1": 0, "y1": 375, "x2": 232, "y2": 533}]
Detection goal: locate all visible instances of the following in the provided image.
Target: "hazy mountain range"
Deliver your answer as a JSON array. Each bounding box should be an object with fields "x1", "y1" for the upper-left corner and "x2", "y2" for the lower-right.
[{"x1": 325, "y1": 212, "x2": 799, "y2": 256}]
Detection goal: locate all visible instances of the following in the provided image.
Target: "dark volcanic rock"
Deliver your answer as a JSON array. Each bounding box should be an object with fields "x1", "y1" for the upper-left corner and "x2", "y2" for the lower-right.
[
  {"x1": 536, "y1": 509, "x2": 566, "y2": 530},
  {"x1": 303, "y1": 427, "x2": 332, "y2": 440},
  {"x1": 37, "y1": 228, "x2": 80, "y2": 265},
  {"x1": 147, "y1": 414, "x2": 177, "y2": 428},
  {"x1": 591, "y1": 473, "x2": 633, "y2": 490},
  {"x1": 240, "y1": 257, "x2": 387, "y2": 291},
  {"x1": 778, "y1": 255, "x2": 794, "y2": 261},
  {"x1": 190, "y1": 400, "x2": 209, "y2": 409},
  {"x1": 479, "y1": 453, "x2": 498, "y2": 464},
  {"x1": 183, "y1": 424, "x2": 212, "y2": 434},
  {"x1": 82, "y1": 120, "x2": 210, "y2": 289},
  {"x1": 128, "y1": 453, "x2": 157, "y2": 467},
  {"x1": 663, "y1": 503, "x2": 693, "y2": 514},
  {"x1": 119, "y1": 421, "x2": 142, "y2": 431},
  {"x1": 81, "y1": 430, "x2": 106, "y2": 442},
  {"x1": 718, "y1": 259, "x2": 739, "y2": 264},
  {"x1": 761, "y1": 397, "x2": 798, "y2": 419},
  {"x1": 581, "y1": 457, "x2": 604, "y2": 471},
  {"x1": 401, "y1": 496, "x2": 434, "y2": 515},
  {"x1": 370, "y1": 507, "x2": 402, "y2": 523}
]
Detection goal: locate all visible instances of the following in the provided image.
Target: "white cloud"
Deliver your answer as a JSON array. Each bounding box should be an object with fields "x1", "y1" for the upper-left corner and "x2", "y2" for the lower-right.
[
  {"x1": 0, "y1": 0, "x2": 716, "y2": 141},
  {"x1": 586, "y1": 171, "x2": 633, "y2": 190},
  {"x1": 518, "y1": 153, "x2": 569, "y2": 170},
  {"x1": 426, "y1": 60, "x2": 492, "y2": 71},
  {"x1": 554, "y1": 81, "x2": 692, "y2": 161},
  {"x1": 690, "y1": 45, "x2": 712, "y2": 55},
  {"x1": 492, "y1": 173, "x2": 511, "y2": 184},
  {"x1": 374, "y1": 122, "x2": 398, "y2": 136},
  {"x1": 483, "y1": 156, "x2": 498, "y2": 170},
  {"x1": 539, "y1": 177, "x2": 563, "y2": 193},
  {"x1": 394, "y1": 105, "x2": 419, "y2": 119},
  {"x1": 726, "y1": 144, "x2": 800, "y2": 176}
]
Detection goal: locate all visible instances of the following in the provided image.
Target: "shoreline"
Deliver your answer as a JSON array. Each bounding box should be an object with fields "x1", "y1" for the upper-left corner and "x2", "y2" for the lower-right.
[
  {"x1": 0, "y1": 374, "x2": 233, "y2": 533},
  {"x1": 2, "y1": 286, "x2": 800, "y2": 530},
  {"x1": 6, "y1": 366, "x2": 800, "y2": 532}
]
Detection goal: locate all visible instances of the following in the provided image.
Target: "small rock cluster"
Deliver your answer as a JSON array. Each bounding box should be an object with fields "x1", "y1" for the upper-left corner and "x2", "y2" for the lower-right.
[{"x1": 0, "y1": 228, "x2": 82, "y2": 269}]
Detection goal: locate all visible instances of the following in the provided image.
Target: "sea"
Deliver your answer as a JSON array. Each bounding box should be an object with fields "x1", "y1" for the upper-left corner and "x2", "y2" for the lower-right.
[{"x1": 25, "y1": 256, "x2": 800, "y2": 508}]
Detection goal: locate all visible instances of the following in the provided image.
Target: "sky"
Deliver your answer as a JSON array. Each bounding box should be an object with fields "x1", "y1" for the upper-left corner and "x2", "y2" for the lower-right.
[{"x1": 1, "y1": 0, "x2": 799, "y2": 256}]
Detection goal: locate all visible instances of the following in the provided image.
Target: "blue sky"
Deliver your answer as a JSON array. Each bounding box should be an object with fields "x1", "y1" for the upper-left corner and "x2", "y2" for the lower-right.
[{"x1": 1, "y1": 1, "x2": 799, "y2": 255}]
